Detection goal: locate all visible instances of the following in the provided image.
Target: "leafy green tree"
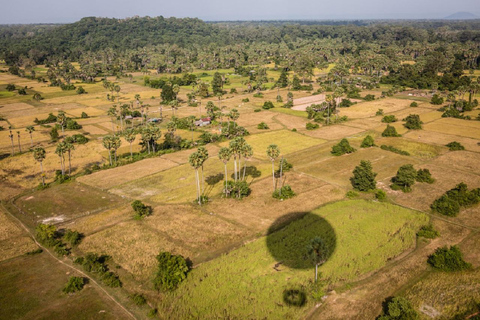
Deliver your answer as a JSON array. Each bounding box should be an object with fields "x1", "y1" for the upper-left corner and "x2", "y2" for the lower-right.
[
  {"x1": 229, "y1": 109, "x2": 240, "y2": 127},
  {"x1": 6, "y1": 84, "x2": 15, "y2": 91},
  {"x1": 63, "y1": 277, "x2": 85, "y2": 293},
  {"x1": 403, "y1": 114, "x2": 422, "y2": 130},
  {"x1": 350, "y1": 160, "x2": 377, "y2": 191},
  {"x1": 276, "y1": 69, "x2": 288, "y2": 88},
  {"x1": 153, "y1": 252, "x2": 189, "y2": 291},
  {"x1": 430, "y1": 94, "x2": 444, "y2": 105},
  {"x1": 131, "y1": 200, "x2": 153, "y2": 219},
  {"x1": 446, "y1": 141, "x2": 465, "y2": 151},
  {"x1": 33, "y1": 147, "x2": 46, "y2": 185},
  {"x1": 416, "y1": 169, "x2": 434, "y2": 183},
  {"x1": 378, "y1": 297, "x2": 419, "y2": 320},
  {"x1": 427, "y1": 246, "x2": 472, "y2": 271},
  {"x1": 382, "y1": 115, "x2": 397, "y2": 123},
  {"x1": 431, "y1": 195, "x2": 460, "y2": 217},
  {"x1": 417, "y1": 225, "x2": 439, "y2": 239},
  {"x1": 63, "y1": 229, "x2": 82, "y2": 246},
  {"x1": 360, "y1": 135, "x2": 375, "y2": 148},
  {"x1": 331, "y1": 138, "x2": 356, "y2": 156},
  {"x1": 306, "y1": 237, "x2": 329, "y2": 282},
  {"x1": 36, "y1": 224, "x2": 57, "y2": 246},
  {"x1": 391, "y1": 164, "x2": 417, "y2": 192},
  {"x1": 212, "y1": 72, "x2": 223, "y2": 95},
  {"x1": 382, "y1": 125, "x2": 401, "y2": 137}
]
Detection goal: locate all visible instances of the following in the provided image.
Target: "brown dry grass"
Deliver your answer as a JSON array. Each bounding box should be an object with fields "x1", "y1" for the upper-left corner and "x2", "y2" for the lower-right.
[
  {"x1": 403, "y1": 130, "x2": 480, "y2": 152},
  {"x1": 81, "y1": 124, "x2": 109, "y2": 135},
  {"x1": 78, "y1": 157, "x2": 178, "y2": 189},
  {"x1": 373, "y1": 122, "x2": 409, "y2": 136},
  {"x1": 66, "y1": 106, "x2": 106, "y2": 117},
  {"x1": 302, "y1": 124, "x2": 366, "y2": 140},
  {"x1": 375, "y1": 137, "x2": 447, "y2": 159},
  {"x1": 339, "y1": 98, "x2": 412, "y2": 119},
  {"x1": 0, "y1": 209, "x2": 37, "y2": 262},
  {"x1": 431, "y1": 150, "x2": 480, "y2": 173},
  {"x1": 273, "y1": 112, "x2": 310, "y2": 130},
  {"x1": 423, "y1": 118, "x2": 480, "y2": 139}
]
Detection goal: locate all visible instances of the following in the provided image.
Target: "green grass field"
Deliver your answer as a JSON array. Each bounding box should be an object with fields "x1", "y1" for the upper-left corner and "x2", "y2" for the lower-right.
[{"x1": 158, "y1": 200, "x2": 427, "y2": 319}]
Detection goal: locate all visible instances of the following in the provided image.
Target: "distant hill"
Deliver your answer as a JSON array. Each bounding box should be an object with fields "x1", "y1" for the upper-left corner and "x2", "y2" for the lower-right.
[{"x1": 444, "y1": 12, "x2": 479, "y2": 20}]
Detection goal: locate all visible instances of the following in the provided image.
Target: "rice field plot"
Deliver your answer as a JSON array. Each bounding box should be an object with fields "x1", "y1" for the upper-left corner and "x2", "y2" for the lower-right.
[
  {"x1": 0, "y1": 208, "x2": 37, "y2": 262},
  {"x1": 159, "y1": 200, "x2": 427, "y2": 320},
  {"x1": 431, "y1": 150, "x2": 480, "y2": 174},
  {"x1": 383, "y1": 163, "x2": 480, "y2": 212},
  {"x1": 235, "y1": 129, "x2": 324, "y2": 160},
  {"x1": 0, "y1": 102, "x2": 35, "y2": 115},
  {"x1": 0, "y1": 253, "x2": 131, "y2": 320},
  {"x1": 109, "y1": 156, "x2": 270, "y2": 204},
  {"x1": 339, "y1": 98, "x2": 412, "y2": 119},
  {"x1": 65, "y1": 106, "x2": 106, "y2": 118},
  {"x1": 271, "y1": 112, "x2": 310, "y2": 130},
  {"x1": 78, "y1": 157, "x2": 179, "y2": 190},
  {"x1": 81, "y1": 124, "x2": 109, "y2": 135},
  {"x1": 302, "y1": 124, "x2": 366, "y2": 140},
  {"x1": 235, "y1": 110, "x2": 284, "y2": 132},
  {"x1": 375, "y1": 137, "x2": 447, "y2": 159},
  {"x1": 15, "y1": 183, "x2": 125, "y2": 227},
  {"x1": 161, "y1": 144, "x2": 220, "y2": 164},
  {"x1": 270, "y1": 107, "x2": 309, "y2": 118},
  {"x1": 403, "y1": 130, "x2": 480, "y2": 152},
  {"x1": 296, "y1": 147, "x2": 421, "y2": 187},
  {"x1": 403, "y1": 268, "x2": 480, "y2": 319},
  {"x1": 423, "y1": 118, "x2": 480, "y2": 139},
  {"x1": 206, "y1": 172, "x2": 344, "y2": 231}
]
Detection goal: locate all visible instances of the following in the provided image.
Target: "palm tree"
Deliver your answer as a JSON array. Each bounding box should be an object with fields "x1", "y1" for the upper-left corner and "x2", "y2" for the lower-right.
[
  {"x1": 266, "y1": 144, "x2": 280, "y2": 190},
  {"x1": 218, "y1": 147, "x2": 231, "y2": 195},
  {"x1": 57, "y1": 111, "x2": 67, "y2": 135},
  {"x1": 229, "y1": 109, "x2": 240, "y2": 127},
  {"x1": 102, "y1": 135, "x2": 114, "y2": 165},
  {"x1": 8, "y1": 129, "x2": 14, "y2": 155},
  {"x1": 197, "y1": 146, "x2": 209, "y2": 194},
  {"x1": 241, "y1": 144, "x2": 253, "y2": 181},
  {"x1": 114, "y1": 85, "x2": 121, "y2": 102},
  {"x1": 107, "y1": 106, "x2": 118, "y2": 133},
  {"x1": 111, "y1": 135, "x2": 122, "y2": 164},
  {"x1": 124, "y1": 128, "x2": 136, "y2": 158},
  {"x1": 26, "y1": 126, "x2": 35, "y2": 148},
  {"x1": 64, "y1": 142, "x2": 75, "y2": 175},
  {"x1": 33, "y1": 147, "x2": 46, "y2": 185},
  {"x1": 16, "y1": 131, "x2": 22, "y2": 153},
  {"x1": 189, "y1": 151, "x2": 203, "y2": 205},
  {"x1": 306, "y1": 237, "x2": 329, "y2": 282},
  {"x1": 55, "y1": 141, "x2": 67, "y2": 176},
  {"x1": 141, "y1": 127, "x2": 152, "y2": 154},
  {"x1": 149, "y1": 125, "x2": 162, "y2": 153}
]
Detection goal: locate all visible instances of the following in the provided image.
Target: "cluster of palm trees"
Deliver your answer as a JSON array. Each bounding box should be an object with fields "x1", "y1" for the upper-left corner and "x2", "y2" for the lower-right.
[
  {"x1": 102, "y1": 135, "x2": 122, "y2": 166},
  {"x1": 218, "y1": 137, "x2": 253, "y2": 188},
  {"x1": 189, "y1": 147, "x2": 209, "y2": 205},
  {"x1": 55, "y1": 140, "x2": 75, "y2": 176}
]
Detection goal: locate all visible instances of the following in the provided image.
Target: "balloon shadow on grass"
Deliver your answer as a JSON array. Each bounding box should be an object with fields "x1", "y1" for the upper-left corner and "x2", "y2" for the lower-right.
[{"x1": 266, "y1": 212, "x2": 336, "y2": 270}]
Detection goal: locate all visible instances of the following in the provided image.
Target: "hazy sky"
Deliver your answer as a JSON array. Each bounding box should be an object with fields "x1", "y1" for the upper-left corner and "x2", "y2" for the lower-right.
[{"x1": 0, "y1": 0, "x2": 479, "y2": 23}]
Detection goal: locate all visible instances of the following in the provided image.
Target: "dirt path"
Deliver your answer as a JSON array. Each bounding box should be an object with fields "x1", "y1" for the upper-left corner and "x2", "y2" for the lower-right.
[{"x1": 1, "y1": 202, "x2": 137, "y2": 320}]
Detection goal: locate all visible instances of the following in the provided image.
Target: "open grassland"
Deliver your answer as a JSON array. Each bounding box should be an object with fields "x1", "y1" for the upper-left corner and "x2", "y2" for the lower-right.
[
  {"x1": 403, "y1": 130, "x2": 480, "y2": 152},
  {"x1": 158, "y1": 200, "x2": 427, "y2": 319},
  {"x1": 0, "y1": 253, "x2": 131, "y2": 320},
  {"x1": 339, "y1": 98, "x2": 413, "y2": 119},
  {"x1": 0, "y1": 208, "x2": 37, "y2": 262},
  {"x1": 375, "y1": 137, "x2": 447, "y2": 159},
  {"x1": 15, "y1": 183, "x2": 124, "y2": 227}
]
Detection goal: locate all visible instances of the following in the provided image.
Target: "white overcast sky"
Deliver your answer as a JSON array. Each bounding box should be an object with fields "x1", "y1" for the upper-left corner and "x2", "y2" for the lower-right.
[{"x1": 0, "y1": 0, "x2": 479, "y2": 23}]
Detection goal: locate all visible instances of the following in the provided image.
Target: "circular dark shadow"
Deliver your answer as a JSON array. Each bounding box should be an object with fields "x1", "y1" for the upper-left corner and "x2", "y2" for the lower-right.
[
  {"x1": 266, "y1": 212, "x2": 336, "y2": 269},
  {"x1": 283, "y1": 289, "x2": 307, "y2": 307}
]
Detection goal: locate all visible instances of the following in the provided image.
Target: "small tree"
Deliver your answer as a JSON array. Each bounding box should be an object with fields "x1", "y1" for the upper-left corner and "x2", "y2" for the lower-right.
[
  {"x1": 381, "y1": 115, "x2": 397, "y2": 123},
  {"x1": 416, "y1": 169, "x2": 434, "y2": 183},
  {"x1": 391, "y1": 164, "x2": 417, "y2": 192},
  {"x1": 430, "y1": 94, "x2": 444, "y2": 105},
  {"x1": 153, "y1": 252, "x2": 189, "y2": 291},
  {"x1": 410, "y1": 102, "x2": 418, "y2": 107},
  {"x1": 131, "y1": 200, "x2": 153, "y2": 219},
  {"x1": 377, "y1": 297, "x2": 419, "y2": 320},
  {"x1": 446, "y1": 141, "x2": 465, "y2": 151},
  {"x1": 382, "y1": 125, "x2": 401, "y2": 137},
  {"x1": 50, "y1": 127, "x2": 59, "y2": 141},
  {"x1": 331, "y1": 138, "x2": 356, "y2": 156},
  {"x1": 350, "y1": 160, "x2": 377, "y2": 191},
  {"x1": 63, "y1": 277, "x2": 85, "y2": 294},
  {"x1": 360, "y1": 135, "x2": 375, "y2": 148},
  {"x1": 306, "y1": 237, "x2": 329, "y2": 282},
  {"x1": 427, "y1": 246, "x2": 472, "y2": 271},
  {"x1": 403, "y1": 114, "x2": 422, "y2": 130}
]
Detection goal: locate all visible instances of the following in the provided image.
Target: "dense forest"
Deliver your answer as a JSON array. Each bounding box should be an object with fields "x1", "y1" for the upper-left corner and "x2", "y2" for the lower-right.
[{"x1": 1, "y1": 17, "x2": 479, "y2": 90}]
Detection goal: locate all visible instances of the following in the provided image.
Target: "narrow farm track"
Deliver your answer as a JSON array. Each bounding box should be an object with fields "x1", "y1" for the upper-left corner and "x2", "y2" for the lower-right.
[{"x1": 0, "y1": 201, "x2": 137, "y2": 320}]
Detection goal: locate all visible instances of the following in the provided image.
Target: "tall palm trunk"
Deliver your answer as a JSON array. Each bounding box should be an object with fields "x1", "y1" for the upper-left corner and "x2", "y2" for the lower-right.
[
  {"x1": 224, "y1": 164, "x2": 228, "y2": 195},
  {"x1": 29, "y1": 133, "x2": 33, "y2": 148},
  {"x1": 40, "y1": 162, "x2": 45, "y2": 185},
  {"x1": 68, "y1": 150, "x2": 72, "y2": 175},
  {"x1": 17, "y1": 136, "x2": 22, "y2": 153},
  {"x1": 108, "y1": 149, "x2": 112, "y2": 166},
  {"x1": 243, "y1": 159, "x2": 247, "y2": 181},
  {"x1": 233, "y1": 155, "x2": 237, "y2": 182},
  {"x1": 201, "y1": 165, "x2": 205, "y2": 195},
  {"x1": 10, "y1": 137, "x2": 14, "y2": 155},
  {"x1": 271, "y1": 160, "x2": 275, "y2": 190},
  {"x1": 129, "y1": 142, "x2": 133, "y2": 158},
  {"x1": 195, "y1": 169, "x2": 201, "y2": 205}
]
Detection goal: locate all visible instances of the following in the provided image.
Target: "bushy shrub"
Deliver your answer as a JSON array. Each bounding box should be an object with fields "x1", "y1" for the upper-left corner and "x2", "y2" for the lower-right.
[
  {"x1": 377, "y1": 297, "x2": 419, "y2": 320},
  {"x1": 76, "y1": 86, "x2": 86, "y2": 94},
  {"x1": 350, "y1": 160, "x2": 377, "y2": 191},
  {"x1": 75, "y1": 253, "x2": 108, "y2": 274},
  {"x1": 102, "y1": 271, "x2": 122, "y2": 287},
  {"x1": 375, "y1": 189, "x2": 387, "y2": 201},
  {"x1": 346, "y1": 190, "x2": 359, "y2": 198},
  {"x1": 257, "y1": 122, "x2": 269, "y2": 129},
  {"x1": 130, "y1": 293, "x2": 147, "y2": 306},
  {"x1": 241, "y1": 98, "x2": 249, "y2": 103},
  {"x1": 431, "y1": 195, "x2": 460, "y2": 216},
  {"x1": 339, "y1": 99, "x2": 353, "y2": 107},
  {"x1": 80, "y1": 112, "x2": 89, "y2": 118},
  {"x1": 382, "y1": 125, "x2": 401, "y2": 137},
  {"x1": 254, "y1": 108, "x2": 261, "y2": 112},
  {"x1": 66, "y1": 119, "x2": 82, "y2": 130},
  {"x1": 391, "y1": 164, "x2": 417, "y2": 192},
  {"x1": 376, "y1": 109, "x2": 384, "y2": 116},
  {"x1": 331, "y1": 139, "x2": 356, "y2": 156},
  {"x1": 272, "y1": 185, "x2": 296, "y2": 200},
  {"x1": 306, "y1": 122, "x2": 319, "y2": 130},
  {"x1": 403, "y1": 114, "x2": 423, "y2": 130},
  {"x1": 382, "y1": 115, "x2": 397, "y2": 123},
  {"x1": 253, "y1": 93, "x2": 264, "y2": 98},
  {"x1": 417, "y1": 224, "x2": 439, "y2": 239},
  {"x1": 427, "y1": 246, "x2": 471, "y2": 271},
  {"x1": 63, "y1": 277, "x2": 85, "y2": 293},
  {"x1": 262, "y1": 101, "x2": 274, "y2": 109},
  {"x1": 364, "y1": 94, "x2": 375, "y2": 101},
  {"x1": 63, "y1": 229, "x2": 82, "y2": 246},
  {"x1": 361, "y1": 135, "x2": 375, "y2": 148},
  {"x1": 416, "y1": 169, "x2": 434, "y2": 183},
  {"x1": 224, "y1": 180, "x2": 251, "y2": 199},
  {"x1": 380, "y1": 145, "x2": 410, "y2": 156},
  {"x1": 446, "y1": 141, "x2": 465, "y2": 151},
  {"x1": 410, "y1": 102, "x2": 418, "y2": 107},
  {"x1": 153, "y1": 252, "x2": 189, "y2": 291},
  {"x1": 131, "y1": 200, "x2": 153, "y2": 219}
]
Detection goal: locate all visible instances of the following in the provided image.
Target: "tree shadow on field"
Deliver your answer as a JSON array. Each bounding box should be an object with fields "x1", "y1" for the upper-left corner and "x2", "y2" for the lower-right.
[
  {"x1": 266, "y1": 212, "x2": 337, "y2": 270},
  {"x1": 205, "y1": 173, "x2": 224, "y2": 186},
  {"x1": 230, "y1": 166, "x2": 262, "y2": 181}
]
